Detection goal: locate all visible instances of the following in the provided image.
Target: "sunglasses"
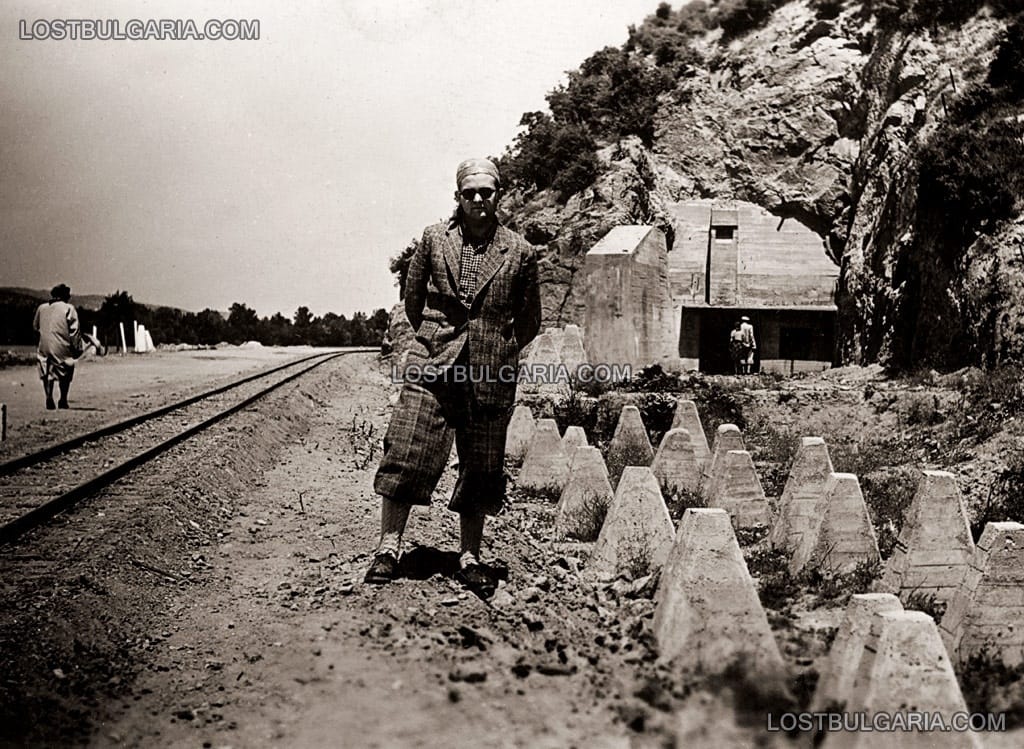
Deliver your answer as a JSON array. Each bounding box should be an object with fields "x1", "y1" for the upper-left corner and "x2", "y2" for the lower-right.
[{"x1": 459, "y1": 187, "x2": 496, "y2": 200}]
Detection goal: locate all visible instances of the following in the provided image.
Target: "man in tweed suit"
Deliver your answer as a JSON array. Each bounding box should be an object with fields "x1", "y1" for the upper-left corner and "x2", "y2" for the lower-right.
[{"x1": 367, "y1": 158, "x2": 542, "y2": 598}]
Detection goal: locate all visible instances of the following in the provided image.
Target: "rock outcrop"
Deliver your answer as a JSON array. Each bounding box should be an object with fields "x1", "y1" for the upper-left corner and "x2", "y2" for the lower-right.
[{"x1": 496, "y1": 2, "x2": 1016, "y2": 371}]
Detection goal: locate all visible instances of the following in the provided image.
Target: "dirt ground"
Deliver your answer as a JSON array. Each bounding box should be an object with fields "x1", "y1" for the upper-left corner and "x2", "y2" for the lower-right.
[{"x1": 2, "y1": 353, "x2": 1022, "y2": 748}]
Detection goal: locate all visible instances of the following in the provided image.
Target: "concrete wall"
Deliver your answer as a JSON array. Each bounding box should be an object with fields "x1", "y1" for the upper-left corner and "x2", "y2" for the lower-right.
[
  {"x1": 584, "y1": 226, "x2": 676, "y2": 371},
  {"x1": 670, "y1": 203, "x2": 711, "y2": 304},
  {"x1": 668, "y1": 200, "x2": 838, "y2": 308}
]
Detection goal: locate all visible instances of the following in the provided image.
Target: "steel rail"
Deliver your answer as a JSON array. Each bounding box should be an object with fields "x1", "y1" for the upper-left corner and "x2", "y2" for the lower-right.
[
  {"x1": 0, "y1": 349, "x2": 369, "y2": 477},
  {"x1": 0, "y1": 348, "x2": 375, "y2": 547}
]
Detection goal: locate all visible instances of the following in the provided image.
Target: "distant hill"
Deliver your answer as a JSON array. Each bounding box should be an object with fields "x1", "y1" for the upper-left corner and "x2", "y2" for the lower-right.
[{"x1": 0, "y1": 288, "x2": 191, "y2": 314}]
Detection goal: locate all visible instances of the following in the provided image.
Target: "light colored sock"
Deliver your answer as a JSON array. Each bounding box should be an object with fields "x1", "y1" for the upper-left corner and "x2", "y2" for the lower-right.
[
  {"x1": 459, "y1": 512, "x2": 485, "y2": 567},
  {"x1": 376, "y1": 497, "x2": 411, "y2": 557}
]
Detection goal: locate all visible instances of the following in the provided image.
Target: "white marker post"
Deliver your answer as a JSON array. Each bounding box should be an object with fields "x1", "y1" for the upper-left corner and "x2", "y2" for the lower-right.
[{"x1": 119, "y1": 322, "x2": 127, "y2": 356}]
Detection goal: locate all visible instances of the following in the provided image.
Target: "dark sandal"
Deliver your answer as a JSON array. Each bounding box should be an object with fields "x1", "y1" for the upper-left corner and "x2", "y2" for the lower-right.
[{"x1": 363, "y1": 553, "x2": 398, "y2": 585}]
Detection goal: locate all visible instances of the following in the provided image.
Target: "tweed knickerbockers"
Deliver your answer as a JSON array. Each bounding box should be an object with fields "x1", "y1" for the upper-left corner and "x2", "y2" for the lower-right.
[{"x1": 373, "y1": 367, "x2": 512, "y2": 516}]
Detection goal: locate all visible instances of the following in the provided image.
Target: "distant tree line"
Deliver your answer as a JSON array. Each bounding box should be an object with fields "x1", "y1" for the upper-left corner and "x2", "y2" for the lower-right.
[{"x1": 0, "y1": 289, "x2": 389, "y2": 348}]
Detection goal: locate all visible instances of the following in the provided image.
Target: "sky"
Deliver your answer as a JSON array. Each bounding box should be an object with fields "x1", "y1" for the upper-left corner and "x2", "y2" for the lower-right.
[{"x1": 0, "y1": 0, "x2": 658, "y2": 318}]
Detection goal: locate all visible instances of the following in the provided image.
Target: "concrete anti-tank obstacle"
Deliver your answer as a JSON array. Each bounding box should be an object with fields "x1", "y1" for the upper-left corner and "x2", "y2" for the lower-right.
[
  {"x1": 670, "y1": 399, "x2": 710, "y2": 467},
  {"x1": 585, "y1": 466, "x2": 674, "y2": 581},
  {"x1": 940, "y1": 521, "x2": 1024, "y2": 666},
  {"x1": 517, "y1": 418, "x2": 570, "y2": 496},
  {"x1": 605, "y1": 405, "x2": 654, "y2": 489},
  {"x1": 653, "y1": 508, "x2": 787, "y2": 678},
  {"x1": 810, "y1": 593, "x2": 903, "y2": 712},
  {"x1": 791, "y1": 472, "x2": 881, "y2": 576},
  {"x1": 560, "y1": 324, "x2": 588, "y2": 379},
  {"x1": 701, "y1": 424, "x2": 745, "y2": 496},
  {"x1": 651, "y1": 428, "x2": 701, "y2": 498},
  {"x1": 555, "y1": 446, "x2": 615, "y2": 541},
  {"x1": 521, "y1": 331, "x2": 564, "y2": 395},
  {"x1": 880, "y1": 470, "x2": 974, "y2": 606},
  {"x1": 769, "y1": 436, "x2": 834, "y2": 551},
  {"x1": 703, "y1": 450, "x2": 769, "y2": 528},
  {"x1": 824, "y1": 610, "x2": 981, "y2": 749},
  {"x1": 504, "y1": 405, "x2": 535, "y2": 464},
  {"x1": 561, "y1": 425, "x2": 589, "y2": 456}
]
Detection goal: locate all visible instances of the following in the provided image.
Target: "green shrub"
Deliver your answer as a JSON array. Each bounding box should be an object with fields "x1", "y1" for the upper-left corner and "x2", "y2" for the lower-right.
[
  {"x1": 563, "y1": 487, "x2": 611, "y2": 542},
  {"x1": 810, "y1": 0, "x2": 845, "y2": 20},
  {"x1": 973, "y1": 454, "x2": 1024, "y2": 541},
  {"x1": 747, "y1": 546, "x2": 800, "y2": 610},
  {"x1": 750, "y1": 427, "x2": 798, "y2": 498},
  {"x1": 860, "y1": 468, "x2": 917, "y2": 559},
  {"x1": 989, "y1": 16, "x2": 1024, "y2": 105},
  {"x1": 663, "y1": 486, "x2": 706, "y2": 521},
  {"x1": 691, "y1": 380, "x2": 746, "y2": 436},
  {"x1": 621, "y1": 363, "x2": 685, "y2": 393},
  {"x1": 550, "y1": 46, "x2": 677, "y2": 146},
  {"x1": 717, "y1": 0, "x2": 786, "y2": 40},
  {"x1": 905, "y1": 589, "x2": 946, "y2": 623},
  {"x1": 917, "y1": 119, "x2": 1024, "y2": 260},
  {"x1": 958, "y1": 365, "x2": 1024, "y2": 442},
  {"x1": 552, "y1": 386, "x2": 599, "y2": 439},
  {"x1": 499, "y1": 112, "x2": 602, "y2": 200}
]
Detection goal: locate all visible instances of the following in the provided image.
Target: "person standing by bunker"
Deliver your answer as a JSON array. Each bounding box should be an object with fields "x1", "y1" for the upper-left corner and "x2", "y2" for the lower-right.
[
  {"x1": 32, "y1": 284, "x2": 92, "y2": 410},
  {"x1": 366, "y1": 158, "x2": 542, "y2": 598},
  {"x1": 739, "y1": 315, "x2": 757, "y2": 374}
]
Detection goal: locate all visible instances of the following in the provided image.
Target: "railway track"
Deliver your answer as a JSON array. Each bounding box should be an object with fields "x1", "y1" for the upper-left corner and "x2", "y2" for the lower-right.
[{"x1": 0, "y1": 348, "x2": 375, "y2": 547}]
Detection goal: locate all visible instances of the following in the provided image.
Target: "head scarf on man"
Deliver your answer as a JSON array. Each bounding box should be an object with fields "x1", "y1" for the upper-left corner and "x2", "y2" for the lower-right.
[{"x1": 456, "y1": 158, "x2": 501, "y2": 189}]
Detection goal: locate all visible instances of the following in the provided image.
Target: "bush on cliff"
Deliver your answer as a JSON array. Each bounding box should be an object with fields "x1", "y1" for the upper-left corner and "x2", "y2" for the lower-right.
[
  {"x1": 917, "y1": 119, "x2": 1024, "y2": 258},
  {"x1": 498, "y1": 112, "x2": 601, "y2": 200},
  {"x1": 717, "y1": 0, "x2": 787, "y2": 39}
]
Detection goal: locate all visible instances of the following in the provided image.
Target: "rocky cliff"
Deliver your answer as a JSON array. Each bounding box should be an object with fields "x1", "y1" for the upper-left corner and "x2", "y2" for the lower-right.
[{"x1": 494, "y1": 0, "x2": 1022, "y2": 371}]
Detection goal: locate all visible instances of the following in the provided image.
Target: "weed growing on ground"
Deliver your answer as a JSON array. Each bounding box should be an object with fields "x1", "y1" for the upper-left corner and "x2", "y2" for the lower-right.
[
  {"x1": 349, "y1": 416, "x2": 378, "y2": 470},
  {"x1": 803, "y1": 557, "x2": 882, "y2": 607},
  {"x1": 749, "y1": 425, "x2": 798, "y2": 498},
  {"x1": 735, "y1": 526, "x2": 769, "y2": 547},
  {"x1": 830, "y1": 437, "x2": 917, "y2": 476},
  {"x1": 636, "y1": 393, "x2": 678, "y2": 449},
  {"x1": 972, "y1": 453, "x2": 1024, "y2": 540},
  {"x1": 904, "y1": 589, "x2": 947, "y2": 623},
  {"x1": 902, "y1": 393, "x2": 946, "y2": 426},
  {"x1": 620, "y1": 363, "x2": 685, "y2": 393},
  {"x1": 621, "y1": 536, "x2": 653, "y2": 581},
  {"x1": 746, "y1": 546, "x2": 800, "y2": 611},
  {"x1": 663, "y1": 486, "x2": 705, "y2": 522},
  {"x1": 957, "y1": 364, "x2": 1024, "y2": 443},
  {"x1": 957, "y1": 648, "x2": 1024, "y2": 729},
  {"x1": 552, "y1": 380, "x2": 599, "y2": 438},
  {"x1": 856, "y1": 467, "x2": 917, "y2": 559},
  {"x1": 563, "y1": 487, "x2": 610, "y2": 542},
  {"x1": 691, "y1": 379, "x2": 746, "y2": 435}
]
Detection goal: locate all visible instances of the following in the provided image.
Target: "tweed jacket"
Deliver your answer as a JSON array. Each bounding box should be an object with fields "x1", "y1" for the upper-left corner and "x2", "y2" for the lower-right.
[{"x1": 405, "y1": 217, "x2": 541, "y2": 409}]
